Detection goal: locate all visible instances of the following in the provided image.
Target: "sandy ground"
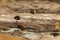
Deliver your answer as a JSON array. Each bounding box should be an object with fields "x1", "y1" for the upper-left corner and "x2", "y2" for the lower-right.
[
  {"x1": 0, "y1": 33, "x2": 26, "y2": 40},
  {"x1": 0, "y1": 31, "x2": 60, "y2": 40}
]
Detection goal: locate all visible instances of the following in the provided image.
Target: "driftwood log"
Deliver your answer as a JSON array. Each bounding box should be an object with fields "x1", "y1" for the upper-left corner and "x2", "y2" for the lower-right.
[
  {"x1": 0, "y1": 13, "x2": 60, "y2": 32},
  {"x1": 0, "y1": 0, "x2": 60, "y2": 32}
]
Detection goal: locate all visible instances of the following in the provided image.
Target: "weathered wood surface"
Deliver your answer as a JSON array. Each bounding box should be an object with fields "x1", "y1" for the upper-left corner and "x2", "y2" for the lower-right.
[
  {"x1": 0, "y1": 0, "x2": 60, "y2": 31},
  {"x1": 0, "y1": 13, "x2": 60, "y2": 32}
]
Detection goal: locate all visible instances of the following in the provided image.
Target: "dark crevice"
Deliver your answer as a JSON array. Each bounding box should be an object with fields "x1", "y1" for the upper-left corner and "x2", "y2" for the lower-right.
[{"x1": 50, "y1": 33, "x2": 59, "y2": 37}]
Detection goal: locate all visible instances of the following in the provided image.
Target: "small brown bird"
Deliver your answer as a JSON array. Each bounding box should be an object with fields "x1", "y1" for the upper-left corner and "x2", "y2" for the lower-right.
[{"x1": 14, "y1": 16, "x2": 25, "y2": 31}]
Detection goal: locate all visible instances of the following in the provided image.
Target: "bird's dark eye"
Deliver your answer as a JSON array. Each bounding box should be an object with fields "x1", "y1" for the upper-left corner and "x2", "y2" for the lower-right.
[
  {"x1": 30, "y1": 10, "x2": 34, "y2": 14},
  {"x1": 14, "y1": 16, "x2": 20, "y2": 20}
]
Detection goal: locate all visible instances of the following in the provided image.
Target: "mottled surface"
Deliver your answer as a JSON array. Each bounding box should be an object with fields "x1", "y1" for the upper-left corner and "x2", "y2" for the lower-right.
[{"x1": 0, "y1": 0, "x2": 60, "y2": 40}]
